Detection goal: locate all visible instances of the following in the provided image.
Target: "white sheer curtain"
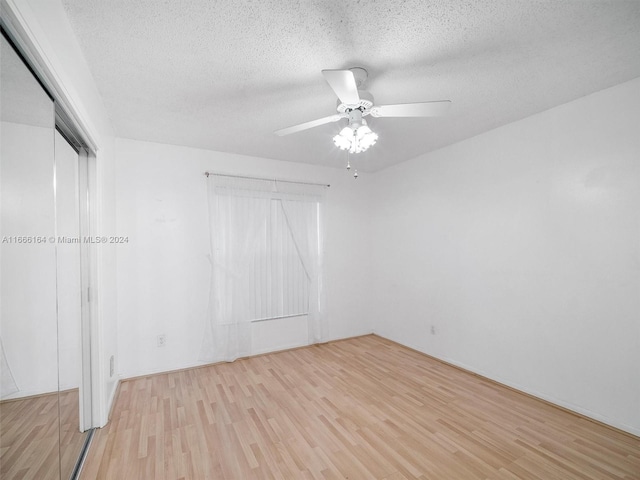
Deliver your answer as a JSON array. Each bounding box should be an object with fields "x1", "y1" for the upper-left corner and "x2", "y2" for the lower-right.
[
  {"x1": 199, "y1": 175, "x2": 326, "y2": 363},
  {"x1": 279, "y1": 195, "x2": 325, "y2": 344},
  {"x1": 199, "y1": 177, "x2": 270, "y2": 362}
]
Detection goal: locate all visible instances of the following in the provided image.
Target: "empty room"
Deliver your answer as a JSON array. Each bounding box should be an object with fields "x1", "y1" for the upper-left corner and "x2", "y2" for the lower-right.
[{"x1": 1, "y1": 0, "x2": 639, "y2": 479}]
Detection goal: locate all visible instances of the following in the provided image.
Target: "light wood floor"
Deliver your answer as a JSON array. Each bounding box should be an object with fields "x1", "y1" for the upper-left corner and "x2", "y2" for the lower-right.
[
  {"x1": 82, "y1": 335, "x2": 639, "y2": 479},
  {"x1": 0, "y1": 388, "x2": 86, "y2": 480}
]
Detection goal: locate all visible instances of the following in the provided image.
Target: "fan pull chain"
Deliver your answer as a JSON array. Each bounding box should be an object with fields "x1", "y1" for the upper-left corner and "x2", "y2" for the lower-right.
[
  {"x1": 346, "y1": 151, "x2": 357, "y2": 178},
  {"x1": 346, "y1": 150, "x2": 351, "y2": 171}
]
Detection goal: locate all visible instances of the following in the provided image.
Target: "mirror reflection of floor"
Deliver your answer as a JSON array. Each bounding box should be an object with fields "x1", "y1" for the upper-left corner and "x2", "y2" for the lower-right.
[{"x1": 0, "y1": 389, "x2": 85, "y2": 479}]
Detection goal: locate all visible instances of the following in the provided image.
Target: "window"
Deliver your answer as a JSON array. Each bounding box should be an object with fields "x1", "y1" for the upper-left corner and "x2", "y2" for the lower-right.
[{"x1": 201, "y1": 174, "x2": 326, "y2": 361}]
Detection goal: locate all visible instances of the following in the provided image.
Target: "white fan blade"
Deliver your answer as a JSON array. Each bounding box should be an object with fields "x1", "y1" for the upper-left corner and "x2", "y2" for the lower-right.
[
  {"x1": 370, "y1": 100, "x2": 451, "y2": 118},
  {"x1": 274, "y1": 113, "x2": 345, "y2": 136},
  {"x1": 321, "y1": 69, "x2": 360, "y2": 105}
]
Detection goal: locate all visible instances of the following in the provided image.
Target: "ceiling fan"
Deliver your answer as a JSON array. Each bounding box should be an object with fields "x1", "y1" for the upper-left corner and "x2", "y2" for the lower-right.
[{"x1": 274, "y1": 67, "x2": 451, "y2": 154}]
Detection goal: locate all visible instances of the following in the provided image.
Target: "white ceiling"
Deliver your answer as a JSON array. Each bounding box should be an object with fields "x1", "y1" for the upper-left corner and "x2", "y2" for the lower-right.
[{"x1": 62, "y1": 0, "x2": 640, "y2": 172}]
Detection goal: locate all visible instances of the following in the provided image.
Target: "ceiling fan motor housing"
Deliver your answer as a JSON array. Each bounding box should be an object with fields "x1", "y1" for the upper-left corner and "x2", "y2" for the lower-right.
[{"x1": 336, "y1": 89, "x2": 374, "y2": 115}]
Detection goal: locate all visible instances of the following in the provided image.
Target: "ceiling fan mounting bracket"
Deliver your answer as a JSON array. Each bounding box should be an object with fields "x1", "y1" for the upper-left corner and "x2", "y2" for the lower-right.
[{"x1": 349, "y1": 67, "x2": 368, "y2": 88}]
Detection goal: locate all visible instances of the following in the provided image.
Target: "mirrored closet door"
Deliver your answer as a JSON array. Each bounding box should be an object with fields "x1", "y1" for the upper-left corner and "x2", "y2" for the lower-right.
[{"x1": 0, "y1": 29, "x2": 93, "y2": 480}]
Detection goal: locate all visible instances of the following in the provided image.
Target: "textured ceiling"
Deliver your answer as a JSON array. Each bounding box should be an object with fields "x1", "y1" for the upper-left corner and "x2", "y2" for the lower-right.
[{"x1": 62, "y1": 0, "x2": 640, "y2": 172}]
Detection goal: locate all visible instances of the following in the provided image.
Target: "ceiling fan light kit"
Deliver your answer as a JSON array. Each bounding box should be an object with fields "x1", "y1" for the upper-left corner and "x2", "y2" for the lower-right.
[
  {"x1": 274, "y1": 67, "x2": 451, "y2": 163},
  {"x1": 333, "y1": 109, "x2": 378, "y2": 154}
]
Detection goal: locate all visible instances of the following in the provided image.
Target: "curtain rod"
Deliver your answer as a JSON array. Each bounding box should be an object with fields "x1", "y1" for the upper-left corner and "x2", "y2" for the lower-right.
[{"x1": 204, "y1": 172, "x2": 330, "y2": 188}]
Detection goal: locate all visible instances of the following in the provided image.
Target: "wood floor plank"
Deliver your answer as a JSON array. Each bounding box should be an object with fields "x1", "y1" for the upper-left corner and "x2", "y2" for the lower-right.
[{"x1": 81, "y1": 335, "x2": 640, "y2": 479}]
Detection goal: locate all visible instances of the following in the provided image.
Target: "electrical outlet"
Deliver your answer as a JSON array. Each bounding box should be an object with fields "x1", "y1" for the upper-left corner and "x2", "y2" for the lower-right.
[
  {"x1": 430, "y1": 325, "x2": 436, "y2": 335},
  {"x1": 157, "y1": 334, "x2": 166, "y2": 347}
]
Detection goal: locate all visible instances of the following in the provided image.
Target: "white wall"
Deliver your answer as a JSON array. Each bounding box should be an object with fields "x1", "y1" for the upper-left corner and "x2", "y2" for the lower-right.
[
  {"x1": 370, "y1": 77, "x2": 640, "y2": 436},
  {"x1": 9, "y1": 0, "x2": 119, "y2": 425},
  {"x1": 115, "y1": 138, "x2": 371, "y2": 378}
]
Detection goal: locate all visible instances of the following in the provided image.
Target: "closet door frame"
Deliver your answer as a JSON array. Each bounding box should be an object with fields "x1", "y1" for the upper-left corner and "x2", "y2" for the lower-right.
[{"x1": 77, "y1": 146, "x2": 97, "y2": 432}]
